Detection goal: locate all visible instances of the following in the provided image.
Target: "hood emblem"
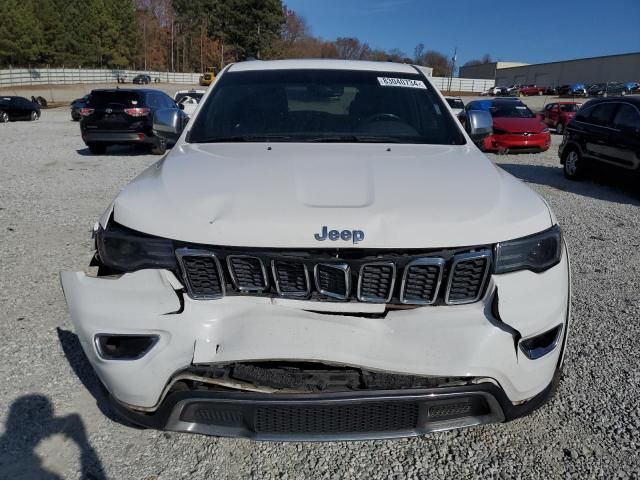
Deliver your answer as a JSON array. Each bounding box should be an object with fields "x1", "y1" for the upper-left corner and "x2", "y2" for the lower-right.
[{"x1": 314, "y1": 226, "x2": 364, "y2": 244}]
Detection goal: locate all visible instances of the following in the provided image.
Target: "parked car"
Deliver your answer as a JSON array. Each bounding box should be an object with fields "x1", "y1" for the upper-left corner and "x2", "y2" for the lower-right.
[
  {"x1": 541, "y1": 101, "x2": 583, "y2": 135},
  {"x1": 61, "y1": 59, "x2": 569, "y2": 440},
  {"x1": 465, "y1": 98, "x2": 551, "y2": 153},
  {"x1": 79, "y1": 88, "x2": 187, "y2": 154},
  {"x1": 506, "y1": 84, "x2": 522, "y2": 94},
  {"x1": 199, "y1": 69, "x2": 216, "y2": 86},
  {"x1": 0, "y1": 96, "x2": 40, "y2": 122},
  {"x1": 587, "y1": 82, "x2": 628, "y2": 97},
  {"x1": 559, "y1": 97, "x2": 640, "y2": 179},
  {"x1": 132, "y1": 74, "x2": 152, "y2": 85},
  {"x1": 174, "y1": 89, "x2": 206, "y2": 117},
  {"x1": 70, "y1": 95, "x2": 89, "y2": 121},
  {"x1": 557, "y1": 83, "x2": 587, "y2": 97},
  {"x1": 517, "y1": 85, "x2": 546, "y2": 96},
  {"x1": 444, "y1": 96, "x2": 464, "y2": 116},
  {"x1": 544, "y1": 86, "x2": 558, "y2": 95},
  {"x1": 484, "y1": 86, "x2": 508, "y2": 96},
  {"x1": 624, "y1": 82, "x2": 639, "y2": 94}
]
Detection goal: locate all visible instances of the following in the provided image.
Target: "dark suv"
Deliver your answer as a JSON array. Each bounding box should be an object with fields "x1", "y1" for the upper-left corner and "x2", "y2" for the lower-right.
[
  {"x1": 80, "y1": 89, "x2": 186, "y2": 154},
  {"x1": 559, "y1": 97, "x2": 640, "y2": 180}
]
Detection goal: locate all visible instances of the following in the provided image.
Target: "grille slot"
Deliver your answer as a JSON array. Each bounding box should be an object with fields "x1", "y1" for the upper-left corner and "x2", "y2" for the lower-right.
[
  {"x1": 445, "y1": 251, "x2": 492, "y2": 305},
  {"x1": 400, "y1": 258, "x2": 445, "y2": 305},
  {"x1": 227, "y1": 255, "x2": 268, "y2": 292},
  {"x1": 253, "y1": 402, "x2": 419, "y2": 434},
  {"x1": 176, "y1": 249, "x2": 225, "y2": 299},
  {"x1": 357, "y1": 262, "x2": 396, "y2": 303},
  {"x1": 272, "y1": 260, "x2": 310, "y2": 297},
  {"x1": 314, "y1": 263, "x2": 350, "y2": 300}
]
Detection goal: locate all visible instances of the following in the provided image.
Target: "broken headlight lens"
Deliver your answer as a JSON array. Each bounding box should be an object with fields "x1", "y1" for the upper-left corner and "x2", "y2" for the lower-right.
[
  {"x1": 96, "y1": 221, "x2": 176, "y2": 272},
  {"x1": 495, "y1": 225, "x2": 562, "y2": 274}
]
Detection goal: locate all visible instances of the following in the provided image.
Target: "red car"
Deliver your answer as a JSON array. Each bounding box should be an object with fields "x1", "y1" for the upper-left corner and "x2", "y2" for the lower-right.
[
  {"x1": 517, "y1": 85, "x2": 546, "y2": 96},
  {"x1": 465, "y1": 99, "x2": 551, "y2": 153},
  {"x1": 541, "y1": 101, "x2": 583, "y2": 135}
]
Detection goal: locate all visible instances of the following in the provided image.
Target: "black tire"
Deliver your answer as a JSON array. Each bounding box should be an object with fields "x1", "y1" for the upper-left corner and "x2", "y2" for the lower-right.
[
  {"x1": 0, "y1": 111, "x2": 8, "y2": 123},
  {"x1": 30, "y1": 110, "x2": 39, "y2": 121},
  {"x1": 556, "y1": 122, "x2": 564, "y2": 135},
  {"x1": 88, "y1": 143, "x2": 107, "y2": 155},
  {"x1": 150, "y1": 137, "x2": 167, "y2": 155},
  {"x1": 563, "y1": 147, "x2": 584, "y2": 180}
]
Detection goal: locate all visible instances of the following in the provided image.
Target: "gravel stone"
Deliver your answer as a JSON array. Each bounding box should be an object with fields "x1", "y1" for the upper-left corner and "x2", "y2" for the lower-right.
[{"x1": 1, "y1": 105, "x2": 640, "y2": 479}]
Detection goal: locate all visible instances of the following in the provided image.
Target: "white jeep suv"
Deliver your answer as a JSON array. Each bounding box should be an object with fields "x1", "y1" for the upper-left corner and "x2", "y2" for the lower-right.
[{"x1": 61, "y1": 59, "x2": 570, "y2": 441}]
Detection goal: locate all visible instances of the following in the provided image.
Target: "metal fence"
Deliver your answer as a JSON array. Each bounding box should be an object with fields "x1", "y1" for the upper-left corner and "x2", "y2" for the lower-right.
[
  {"x1": 0, "y1": 67, "x2": 200, "y2": 87},
  {"x1": 430, "y1": 76, "x2": 495, "y2": 93}
]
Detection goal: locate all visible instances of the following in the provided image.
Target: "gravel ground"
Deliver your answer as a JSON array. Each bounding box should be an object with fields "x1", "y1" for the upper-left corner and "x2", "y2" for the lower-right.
[{"x1": 1, "y1": 107, "x2": 640, "y2": 479}]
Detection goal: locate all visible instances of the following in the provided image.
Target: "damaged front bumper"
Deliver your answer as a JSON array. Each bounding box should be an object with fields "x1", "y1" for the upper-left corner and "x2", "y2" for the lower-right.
[{"x1": 60, "y1": 247, "x2": 569, "y2": 439}]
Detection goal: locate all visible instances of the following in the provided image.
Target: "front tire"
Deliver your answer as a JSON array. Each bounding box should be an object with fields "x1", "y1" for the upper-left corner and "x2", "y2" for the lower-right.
[
  {"x1": 0, "y1": 111, "x2": 8, "y2": 123},
  {"x1": 150, "y1": 137, "x2": 167, "y2": 155},
  {"x1": 30, "y1": 111, "x2": 39, "y2": 121},
  {"x1": 556, "y1": 122, "x2": 564, "y2": 135},
  {"x1": 563, "y1": 148, "x2": 584, "y2": 180}
]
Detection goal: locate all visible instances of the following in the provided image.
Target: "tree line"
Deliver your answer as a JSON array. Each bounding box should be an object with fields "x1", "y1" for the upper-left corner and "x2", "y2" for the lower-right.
[{"x1": 0, "y1": 0, "x2": 467, "y2": 77}]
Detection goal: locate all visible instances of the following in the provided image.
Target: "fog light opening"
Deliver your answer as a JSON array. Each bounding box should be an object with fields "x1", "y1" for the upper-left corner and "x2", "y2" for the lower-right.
[
  {"x1": 519, "y1": 325, "x2": 562, "y2": 360},
  {"x1": 95, "y1": 334, "x2": 158, "y2": 360}
]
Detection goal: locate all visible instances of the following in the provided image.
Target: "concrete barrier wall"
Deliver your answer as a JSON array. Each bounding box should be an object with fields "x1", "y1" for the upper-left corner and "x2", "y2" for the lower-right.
[{"x1": 0, "y1": 67, "x2": 200, "y2": 87}]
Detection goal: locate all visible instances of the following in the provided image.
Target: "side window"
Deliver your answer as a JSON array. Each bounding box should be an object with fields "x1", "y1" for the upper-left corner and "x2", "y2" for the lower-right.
[
  {"x1": 164, "y1": 94, "x2": 177, "y2": 109},
  {"x1": 544, "y1": 103, "x2": 555, "y2": 112},
  {"x1": 147, "y1": 93, "x2": 160, "y2": 109},
  {"x1": 588, "y1": 103, "x2": 617, "y2": 127},
  {"x1": 612, "y1": 104, "x2": 640, "y2": 130}
]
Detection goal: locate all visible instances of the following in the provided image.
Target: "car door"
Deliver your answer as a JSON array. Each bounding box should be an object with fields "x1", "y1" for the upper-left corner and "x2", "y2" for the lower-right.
[
  {"x1": 543, "y1": 103, "x2": 556, "y2": 126},
  {"x1": 609, "y1": 102, "x2": 640, "y2": 169},
  {"x1": 580, "y1": 102, "x2": 620, "y2": 165}
]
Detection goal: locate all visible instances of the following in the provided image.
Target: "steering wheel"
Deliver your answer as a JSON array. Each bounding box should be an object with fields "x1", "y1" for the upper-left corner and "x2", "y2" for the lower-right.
[{"x1": 361, "y1": 113, "x2": 402, "y2": 124}]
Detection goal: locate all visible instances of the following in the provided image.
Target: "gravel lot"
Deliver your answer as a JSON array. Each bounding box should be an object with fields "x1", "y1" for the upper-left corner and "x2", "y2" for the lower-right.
[{"x1": 1, "y1": 104, "x2": 639, "y2": 479}]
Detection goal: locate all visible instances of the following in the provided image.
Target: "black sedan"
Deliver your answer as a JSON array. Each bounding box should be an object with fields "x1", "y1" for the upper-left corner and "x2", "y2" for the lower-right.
[
  {"x1": 70, "y1": 95, "x2": 89, "y2": 121},
  {"x1": 132, "y1": 74, "x2": 151, "y2": 85},
  {"x1": 0, "y1": 96, "x2": 41, "y2": 122},
  {"x1": 587, "y1": 82, "x2": 627, "y2": 97}
]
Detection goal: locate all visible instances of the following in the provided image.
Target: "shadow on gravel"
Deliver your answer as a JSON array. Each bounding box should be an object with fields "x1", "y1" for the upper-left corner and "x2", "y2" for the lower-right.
[
  {"x1": 56, "y1": 328, "x2": 127, "y2": 427},
  {"x1": 497, "y1": 162, "x2": 640, "y2": 205},
  {"x1": 76, "y1": 145, "x2": 151, "y2": 156},
  {"x1": 0, "y1": 394, "x2": 107, "y2": 480}
]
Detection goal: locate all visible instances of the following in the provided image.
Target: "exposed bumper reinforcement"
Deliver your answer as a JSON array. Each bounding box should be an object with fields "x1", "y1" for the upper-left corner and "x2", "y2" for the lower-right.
[{"x1": 110, "y1": 378, "x2": 558, "y2": 441}]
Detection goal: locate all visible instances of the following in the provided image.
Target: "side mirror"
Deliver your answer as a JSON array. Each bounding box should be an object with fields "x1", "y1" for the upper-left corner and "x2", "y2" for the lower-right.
[
  {"x1": 153, "y1": 108, "x2": 186, "y2": 144},
  {"x1": 465, "y1": 110, "x2": 492, "y2": 142},
  {"x1": 457, "y1": 110, "x2": 466, "y2": 125},
  {"x1": 178, "y1": 103, "x2": 185, "y2": 110}
]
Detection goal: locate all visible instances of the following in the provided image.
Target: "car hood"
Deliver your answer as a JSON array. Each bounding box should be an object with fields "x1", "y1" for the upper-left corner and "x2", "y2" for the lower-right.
[
  {"x1": 493, "y1": 117, "x2": 546, "y2": 133},
  {"x1": 109, "y1": 143, "x2": 552, "y2": 248}
]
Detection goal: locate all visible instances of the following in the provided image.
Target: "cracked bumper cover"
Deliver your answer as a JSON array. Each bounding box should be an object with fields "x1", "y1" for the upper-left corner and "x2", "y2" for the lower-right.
[{"x1": 60, "y1": 245, "x2": 569, "y2": 414}]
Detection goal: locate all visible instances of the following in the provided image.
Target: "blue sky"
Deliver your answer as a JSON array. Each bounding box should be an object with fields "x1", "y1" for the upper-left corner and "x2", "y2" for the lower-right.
[{"x1": 285, "y1": 0, "x2": 640, "y2": 66}]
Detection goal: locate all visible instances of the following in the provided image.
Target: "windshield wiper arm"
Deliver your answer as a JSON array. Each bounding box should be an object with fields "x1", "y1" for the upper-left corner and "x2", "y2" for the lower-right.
[
  {"x1": 191, "y1": 135, "x2": 296, "y2": 143},
  {"x1": 306, "y1": 135, "x2": 403, "y2": 143}
]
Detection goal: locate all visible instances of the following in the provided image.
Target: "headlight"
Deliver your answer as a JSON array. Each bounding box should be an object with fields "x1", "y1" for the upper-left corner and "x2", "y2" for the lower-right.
[
  {"x1": 96, "y1": 221, "x2": 176, "y2": 272},
  {"x1": 495, "y1": 225, "x2": 562, "y2": 274}
]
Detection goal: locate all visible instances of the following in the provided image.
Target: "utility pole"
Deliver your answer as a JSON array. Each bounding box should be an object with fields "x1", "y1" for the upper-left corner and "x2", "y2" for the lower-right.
[
  {"x1": 143, "y1": 18, "x2": 147, "y2": 71},
  {"x1": 171, "y1": 21, "x2": 174, "y2": 72},
  {"x1": 448, "y1": 47, "x2": 457, "y2": 91}
]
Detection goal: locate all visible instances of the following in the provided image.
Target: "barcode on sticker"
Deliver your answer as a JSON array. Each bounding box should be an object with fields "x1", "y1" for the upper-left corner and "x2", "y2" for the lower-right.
[{"x1": 377, "y1": 77, "x2": 427, "y2": 89}]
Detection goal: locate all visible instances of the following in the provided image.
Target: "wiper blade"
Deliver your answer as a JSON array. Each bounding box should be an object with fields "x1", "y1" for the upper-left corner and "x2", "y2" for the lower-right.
[
  {"x1": 191, "y1": 135, "x2": 296, "y2": 143},
  {"x1": 306, "y1": 135, "x2": 404, "y2": 143}
]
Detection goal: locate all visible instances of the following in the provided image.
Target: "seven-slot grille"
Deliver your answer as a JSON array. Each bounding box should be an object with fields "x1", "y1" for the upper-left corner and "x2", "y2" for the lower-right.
[{"x1": 177, "y1": 248, "x2": 492, "y2": 305}]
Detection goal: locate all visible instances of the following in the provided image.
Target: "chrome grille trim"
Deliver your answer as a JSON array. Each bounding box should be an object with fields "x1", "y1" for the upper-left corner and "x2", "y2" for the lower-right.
[
  {"x1": 314, "y1": 263, "x2": 351, "y2": 300},
  {"x1": 399, "y1": 257, "x2": 445, "y2": 305},
  {"x1": 226, "y1": 255, "x2": 269, "y2": 292},
  {"x1": 271, "y1": 260, "x2": 311, "y2": 298},
  {"x1": 175, "y1": 248, "x2": 226, "y2": 300},
  {"x1": 444, "y1": 250, "x2": 492, "y2": 305},
  {"x1": 357, "y1": 262, "x2": 396, "y2": 303}
]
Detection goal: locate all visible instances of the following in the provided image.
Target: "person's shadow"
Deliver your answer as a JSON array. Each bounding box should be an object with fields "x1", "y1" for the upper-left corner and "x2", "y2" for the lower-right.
[{"x1": 0, "y1": 395, "x2": 107, "y2": 480}]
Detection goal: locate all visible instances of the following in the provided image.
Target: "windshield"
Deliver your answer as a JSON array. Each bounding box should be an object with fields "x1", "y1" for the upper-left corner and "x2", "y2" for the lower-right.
[
  {"x1": 490, "y1": 102, "x2": 535, "y2": 118},
  {"x1": 189, "y1": 69, "x2": 465, "y2": 144},
  {"x1": 446, "y1": 98, "x2": 464, "y2": 110},
  {"x1": 87, "y1": 91, "x2": 141, "y2": 108},
  {"x1": 559, "y1": 103, "x2": 581, "y2": 112},
  {"x1": 176, "y1": 92, "x2": 204, "y2": 104}
]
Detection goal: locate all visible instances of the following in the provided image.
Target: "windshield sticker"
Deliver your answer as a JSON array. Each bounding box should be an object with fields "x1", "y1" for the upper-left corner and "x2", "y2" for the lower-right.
[
  {"x1": 377, "y1": 77, "x2": 426, "y2": 89},
  {"x1": 515, "y1": 106, "x2": 527, "y2": 109}
]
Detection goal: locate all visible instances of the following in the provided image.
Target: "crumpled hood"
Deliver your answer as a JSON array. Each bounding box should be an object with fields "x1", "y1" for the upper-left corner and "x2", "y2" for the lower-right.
[
  {"x1": 493, "y1": 117, "x2": 546, "y2": 133},
  {"x1": 110, "y1": 143, "x2": 552, "y2": 248}
]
